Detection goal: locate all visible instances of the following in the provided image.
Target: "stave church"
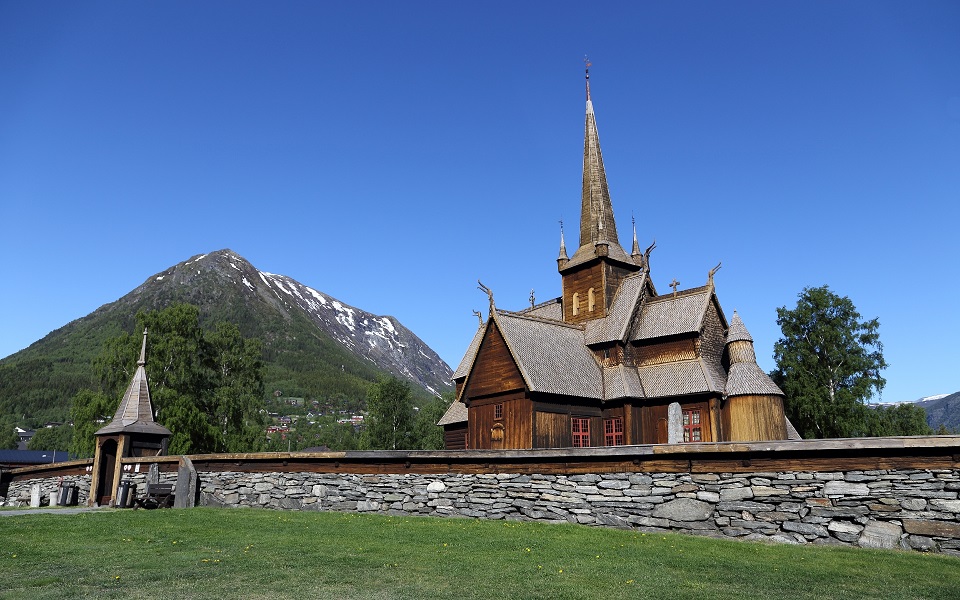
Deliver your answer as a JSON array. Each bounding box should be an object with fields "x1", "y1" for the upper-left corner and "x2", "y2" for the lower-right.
[{"x1": 439, "y1": 68, "x2": 795, "y2": 450}]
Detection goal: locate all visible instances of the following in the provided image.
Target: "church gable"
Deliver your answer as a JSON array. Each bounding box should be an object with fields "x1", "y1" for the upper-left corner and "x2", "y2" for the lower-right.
[{"x1": 462, "y1": 319, "x2": 526, "y2": 400}]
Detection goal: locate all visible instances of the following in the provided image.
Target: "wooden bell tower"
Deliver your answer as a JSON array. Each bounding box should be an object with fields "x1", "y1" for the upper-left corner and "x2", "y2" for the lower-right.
[{"x1": 89, "y1": 329, "x2": 171, "y2": 506}]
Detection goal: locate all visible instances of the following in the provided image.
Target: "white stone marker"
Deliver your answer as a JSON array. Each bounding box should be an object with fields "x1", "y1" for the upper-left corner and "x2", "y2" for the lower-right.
[{"x1": 667, "y1": 402, "x2": 683, "y2": 444}]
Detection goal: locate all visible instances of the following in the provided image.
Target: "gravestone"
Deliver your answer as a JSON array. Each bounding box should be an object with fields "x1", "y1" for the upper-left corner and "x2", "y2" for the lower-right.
[{"x1": 667, "y1": 402, "x2": 683, "y2": 444}]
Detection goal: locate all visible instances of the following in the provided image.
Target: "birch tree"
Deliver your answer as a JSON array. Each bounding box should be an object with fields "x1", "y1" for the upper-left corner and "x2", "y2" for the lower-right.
[{"x1": 772, "y1": 285, "x2": 888, "y2": 438}]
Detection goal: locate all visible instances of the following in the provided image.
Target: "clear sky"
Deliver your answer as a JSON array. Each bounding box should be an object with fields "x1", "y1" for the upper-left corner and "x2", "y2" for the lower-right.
[{"x1": 1, "y1": 1, "x2": 958, "y2": 403}]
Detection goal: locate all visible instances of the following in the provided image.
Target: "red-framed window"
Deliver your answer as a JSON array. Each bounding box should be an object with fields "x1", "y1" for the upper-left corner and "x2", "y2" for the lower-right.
[
  {"x1": 682, "y1": 408, "x2": 702, "y2": 442},
  {"x1": 604, "y1": 417, "x2": 624, "y2": 446},
  {"x1": 571, "y1": 417, "x2": 590, "y2": 447},
  {"x1": 494, "y1": 403, "x2": 503, "y2": 420}
]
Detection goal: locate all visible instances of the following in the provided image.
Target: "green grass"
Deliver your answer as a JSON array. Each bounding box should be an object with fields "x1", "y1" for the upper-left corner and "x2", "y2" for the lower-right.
[{"x1": 1, "y1": 508, "x2": 957, "y2": 599}]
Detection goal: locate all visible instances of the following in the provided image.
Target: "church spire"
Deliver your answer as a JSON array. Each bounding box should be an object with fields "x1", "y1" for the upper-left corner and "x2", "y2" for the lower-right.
[
  {"x1": 557, "y1": 220, "x2": 569, "y2": 268},
  {"x1": 95, "y1": 328, "x2": 171, "y2": 437},
  {"x1": 578, "y1": 62, "x2": 622, "y2": 254},
  {"x1": 631, "y1": 215, "x2": 641, "y2": 258}
]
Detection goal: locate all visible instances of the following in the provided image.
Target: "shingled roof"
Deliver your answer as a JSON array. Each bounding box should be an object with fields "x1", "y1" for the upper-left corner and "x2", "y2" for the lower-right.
[
  {"x1": 496, "y1": 311, "x2": 603, "y2": 399},
  {"x1": 633, "y1": 288, "x2": 712, "y2": 341},
  {"x1": 521, "y1": 298, "x2": 563, "y2": 321},
  {"x1": 437, "y1": 400, "x2": 468, "y2": 426},
  {"x1": 636, "y1": 360, "x2": 725, "y2": 398},
  {"x1": 585, "y1": 271, "x2": 647, "y2": 345},
  {"x1": 96, "y1": 330, "x2": 171, "y2": 437},
  {"x1": 453, "y1": 322, "x2": 486, "y2": 381},
  {"x1": 724, "y1": 312, "x2": 784, "y2": 398},
  {"x1": 560, "y1": 69, "x2": 638, "y2": 273}
]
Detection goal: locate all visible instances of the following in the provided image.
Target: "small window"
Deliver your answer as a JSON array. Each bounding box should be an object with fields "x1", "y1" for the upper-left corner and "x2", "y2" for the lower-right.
[
  {"x1": 571, "y1": 417, "x2": 590, "y2": 447},
  {"x1": 572, "y1": 292, "x2": 580, "y2": 316},
  {"x1": 682, "y1": 409, "x2": 702, "y2": 443},
  {"x1": 588, "y1": 287, "x2": 595, "y2": 312},
  {"x1": 494, "y1": 403, "x2": 503, "y2": 420},
  {"x1": 604, "y1": 417, "x2": 624, "y2": 446}
]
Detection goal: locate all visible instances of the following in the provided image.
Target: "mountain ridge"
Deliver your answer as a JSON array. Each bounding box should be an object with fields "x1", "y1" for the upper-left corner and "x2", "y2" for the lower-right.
[{"x1": 0, "y1": 249, "x2": 452, "y2": 427}]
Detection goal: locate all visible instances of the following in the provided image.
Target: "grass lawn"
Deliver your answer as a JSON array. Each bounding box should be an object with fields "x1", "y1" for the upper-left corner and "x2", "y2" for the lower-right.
[{"x1": 1, "y1": 508, "x2": 957, "y2": 599}]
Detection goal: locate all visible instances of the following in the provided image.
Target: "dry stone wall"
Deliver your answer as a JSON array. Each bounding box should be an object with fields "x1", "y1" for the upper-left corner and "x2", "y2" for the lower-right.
[
  {"x1": 197, "y1": 468, "x2": 960, "y2": 555},
  {"x1": 1, "y1": 474, "x2": 90, "y2": 507},
  {"x1": 4, "y1": 463, "x2": 959, "y2": 556}
]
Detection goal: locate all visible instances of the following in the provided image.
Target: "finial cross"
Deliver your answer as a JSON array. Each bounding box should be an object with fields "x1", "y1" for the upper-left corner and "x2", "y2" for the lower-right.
[{"x1": 670, "y1": 278, "x2": 680, "y2": 296}]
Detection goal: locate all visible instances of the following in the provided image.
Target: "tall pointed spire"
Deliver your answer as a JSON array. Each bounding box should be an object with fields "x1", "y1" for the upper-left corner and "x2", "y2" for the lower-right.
[
  {"x1": 557, "y1": 219, "x2": 569, "y2": 267},
  {"x1": 631, "y1": 215, "x2": 641, "y2": 258},
  {"x1": 579, "y1": 60, "x2": 619, "y2": 250}
]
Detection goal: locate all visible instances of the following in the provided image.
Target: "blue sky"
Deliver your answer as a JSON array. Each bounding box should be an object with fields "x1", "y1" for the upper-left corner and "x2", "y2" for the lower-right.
[{"x1": 1, "y1": 1, "x2": 958, "y2": 403}]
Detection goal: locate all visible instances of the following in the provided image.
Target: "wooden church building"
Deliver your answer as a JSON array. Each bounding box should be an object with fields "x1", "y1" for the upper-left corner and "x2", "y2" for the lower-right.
[{"x1": 439, "y1": 70, "x2": 793, "y2": 450}]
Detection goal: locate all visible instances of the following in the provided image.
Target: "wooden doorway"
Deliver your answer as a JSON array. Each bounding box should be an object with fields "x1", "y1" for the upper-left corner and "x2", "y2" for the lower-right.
[{"x1": 96, "y1": 439, "x2": 118, "y2": 505}]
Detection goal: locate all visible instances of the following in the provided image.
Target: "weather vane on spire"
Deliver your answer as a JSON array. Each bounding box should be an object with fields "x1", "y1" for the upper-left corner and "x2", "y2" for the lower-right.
[{"x1": 584, "y1": 56, "x2": 592, "y2": 101}]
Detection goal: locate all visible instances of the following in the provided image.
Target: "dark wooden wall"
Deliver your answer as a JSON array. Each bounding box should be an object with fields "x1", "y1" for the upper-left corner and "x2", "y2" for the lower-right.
[
  {"x1": 463, "y1": 323, "x2": 524, "y2": 399},
  {"x1": 603, "y1": 262, "x2": 639, "y2": 312},
  {"x1": 561, "y1": 262, "x2": 605, "y2": 324},
  {"x1": 443, "y1": 424, "x2": 468, "y2": 450},
  {"x1": 639, "y1": 399, "x2": 714, "y2": 444},
  {"x1": 636, "y1": 339, "x2": 698, "y2": 365},
  {"x1": 469, "y1": 392, "x2": 531, "y2": 449}
]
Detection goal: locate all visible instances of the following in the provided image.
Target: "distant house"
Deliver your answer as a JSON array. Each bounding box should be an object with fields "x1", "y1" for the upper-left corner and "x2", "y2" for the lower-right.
[{"x1": 15, "y1": 427, "x2": 35, "y2": 450}]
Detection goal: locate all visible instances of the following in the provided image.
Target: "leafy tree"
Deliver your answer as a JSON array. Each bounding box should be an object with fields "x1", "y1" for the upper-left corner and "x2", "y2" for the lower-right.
[
  {"x1": 27, "y1": 424, "x2": 73, "y2": 452},
  {"x1": 363, "y1": 376, "x2": 415, "y2": 450},
  {"x1": 865, "y1": 403, "x2": 931, "y2": 437},
  {"x1": 70, "y1": 304, "x2": 267, "y2": 455},
  {"x1": 773, "y1": 285, "x2": 898, "y2": 438},
  {"x1": 69, "y1": 389, "x2": 115, "y2": 457},
  {"x1": 0, "y1": 414, "x2": 19, "y2": 450},
  {"x1": 413, "y1": 392, "x2": 454, "y2": 450}
]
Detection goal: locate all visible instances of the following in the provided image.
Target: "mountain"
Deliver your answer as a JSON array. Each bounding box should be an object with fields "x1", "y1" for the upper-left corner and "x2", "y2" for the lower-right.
[
  {"x1": 913, "y1": 392, "x2": 960, "y2": 432},
  {"x1": 0, "y1": 249, "x2": 452, "y2": 426}
]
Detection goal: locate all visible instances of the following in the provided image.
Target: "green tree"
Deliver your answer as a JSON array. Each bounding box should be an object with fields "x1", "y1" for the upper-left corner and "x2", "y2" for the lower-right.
[
  {"x1": 413, "y1": 392, "x2": 454, "y2": 450},
  {"x1": 0, "y1": 414, "x2": 19, "y2": 450},
  {"x1": 773, "y1": 285, "x2": 896, "y2": 438},
  {"x1": 27, "y1": 424, "x2": 73, "y2": 452},
  {"x1": 363, "y1": 376, "x2": 415, "y2": 450},
  {"x1": 70, "y1": 304, "x2": 267, "y2": 455},
  {"x1": 69, "y1": 389, "x2": 115, "y2": 457},
  {"x1": 865, "y1": 403, "x2": 931, "y2": 437}
]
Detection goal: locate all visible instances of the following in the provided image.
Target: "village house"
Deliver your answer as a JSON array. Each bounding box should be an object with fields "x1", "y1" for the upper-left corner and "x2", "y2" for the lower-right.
[{"x1": 439, "y1": 69, "x2": 794, "y2": 450}]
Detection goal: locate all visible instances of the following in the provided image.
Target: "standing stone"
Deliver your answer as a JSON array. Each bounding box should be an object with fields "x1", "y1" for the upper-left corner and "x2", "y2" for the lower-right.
[
  {"x1": 30, "y1": 484, "x2": 41, "y2": 508},
  {"x1": 667, "y1": 403, "x2": 683, "y2": 444}
]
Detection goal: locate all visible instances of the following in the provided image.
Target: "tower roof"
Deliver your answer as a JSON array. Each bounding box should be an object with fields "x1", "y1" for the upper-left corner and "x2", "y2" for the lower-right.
[
  {"x1": 96, "y1": 329, "x2": 172, "y2": 437},
  {"x1": 726, "y1": 311, "x2": 754, "y2": 343},
  {"x1": 562, "y1": 67, "x2": 636, "y2": 271}
]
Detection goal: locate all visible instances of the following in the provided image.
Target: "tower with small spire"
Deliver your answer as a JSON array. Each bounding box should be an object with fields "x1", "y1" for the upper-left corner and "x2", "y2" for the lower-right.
[
  {"x1": 89, "y1": 329, "x2": 171, "y2": 506},
  {"x1": 559, "y1": 63, "x2": 643, "y2": 324}
]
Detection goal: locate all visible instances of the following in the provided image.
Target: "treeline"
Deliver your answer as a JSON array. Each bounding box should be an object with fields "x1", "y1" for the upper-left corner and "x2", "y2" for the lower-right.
[{"x1": 264, "y1": 377, "x2": 452, "y2": 452}]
